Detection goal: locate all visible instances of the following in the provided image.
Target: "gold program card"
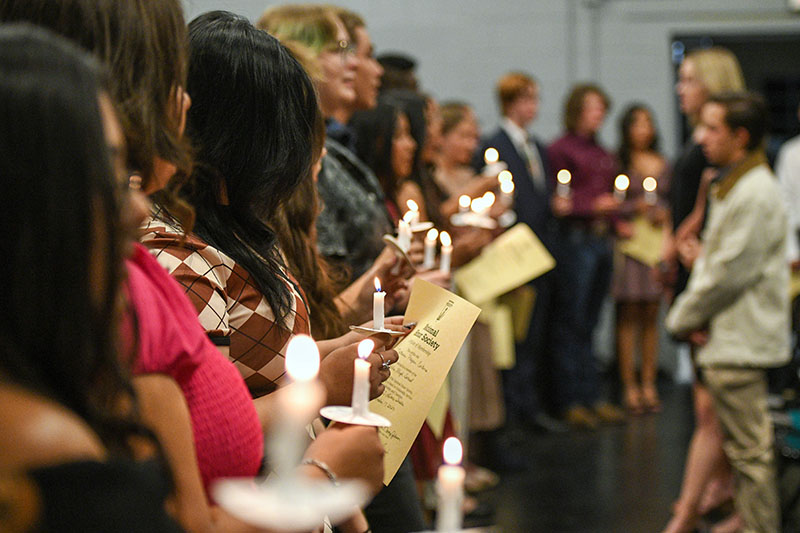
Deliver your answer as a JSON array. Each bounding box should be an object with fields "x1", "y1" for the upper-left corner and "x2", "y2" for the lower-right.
[
  {"x1": 370, "y1": 279, "x2": 481, "y2": 485},
  {"x1": 617, "y1": 215, "x2": 665, "y2": 267},
  {"x1": 453, "y1": 223, "x2": 555, "y2": 305}
]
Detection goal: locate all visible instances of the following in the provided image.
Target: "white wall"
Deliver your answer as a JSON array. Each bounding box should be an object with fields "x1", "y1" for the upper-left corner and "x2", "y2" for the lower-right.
[{"x1": 182, "y1": 0, "x2": 799, "y2": 157}]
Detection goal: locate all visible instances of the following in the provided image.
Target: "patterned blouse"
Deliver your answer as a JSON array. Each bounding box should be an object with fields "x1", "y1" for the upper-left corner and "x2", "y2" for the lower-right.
[{"x1": 141, "y1": 215, "x2": 310, "y2": 398}]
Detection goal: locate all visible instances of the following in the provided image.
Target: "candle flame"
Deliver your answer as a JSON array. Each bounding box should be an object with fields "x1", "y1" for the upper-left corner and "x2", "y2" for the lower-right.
[
  {"x1": 426, "y1": 228, "x2": 439, "y2": 241},
  {"x1": 498, "y1": 170, "x2": 513, "y2": 183},
  {"x1": 484, "y1": 147, "x2": 499, "y2": 165},
  {"x1": 615, "y1": 174, "x2": 630, "y2": 191},
  {"x1": 458, "y1": 195, "x2": 471, "y2": 209},
  {"x1": 374, "y1": 277, "x2": 382, "y2": 292},
  {"x1": 440, "y1": 231, "x2": 452, "y2": 247},
  {"x1": 402, "y1": 210, "x2": 415, "y2": 223},
  {"x1": 357, "y1": 338, "x2": 375, "y2": 360},
  {"x1": 285, "y1": 335, "x2": 320, "y2": 382},
  {"x1": 557, "y1": 169, "x2": 571, "y2": 185},
  {"x1": 500, "y1": 180, "x2": 515, "y2": 194},
  {"x1": 643, "y1": 176, "x2": 657, "y2": 192},
  {"x1": 406, "y1": 199, "x2": 419, "y2": 212},
  {"x1": 443, "y1": 437, "x2": 463, "y2": 465},
  {"x1": 483, "y1": 191, "x2": 495, "y2": 207},
  {"x1": 470, "y1": 197, "x2": 483, "y2": 212}
]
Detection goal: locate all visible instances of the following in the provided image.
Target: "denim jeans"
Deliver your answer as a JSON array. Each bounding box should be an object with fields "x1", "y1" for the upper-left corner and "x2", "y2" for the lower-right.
[{"x1": 551, "y1": 226, "x2": 613, "y2": 410}]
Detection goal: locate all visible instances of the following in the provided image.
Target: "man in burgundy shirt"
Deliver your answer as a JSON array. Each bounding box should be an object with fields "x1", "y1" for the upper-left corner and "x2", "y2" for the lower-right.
[{"x1": 548, "y1": 84, "x2": 626, "y2": 429}]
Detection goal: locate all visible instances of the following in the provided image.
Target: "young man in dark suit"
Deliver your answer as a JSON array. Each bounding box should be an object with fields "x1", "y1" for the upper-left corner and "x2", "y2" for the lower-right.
[{"x1": 473, "y1": 72, "x2": 566, "y2": 433}]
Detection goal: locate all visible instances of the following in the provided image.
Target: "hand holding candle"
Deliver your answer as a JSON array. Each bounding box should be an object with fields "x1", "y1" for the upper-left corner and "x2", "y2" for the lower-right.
[
  {"x1": 423, "y1": 228, "x2": 439, "y2": 269},
  {"x1": 373, "y1": 277, "x2": 385, "y2": 330},
  {"x1": 436, "y1": 437, "x2": 465, "y2": 532},
  {"x1": 439, "y1": 231, "x2": 452, "y2": 274}
]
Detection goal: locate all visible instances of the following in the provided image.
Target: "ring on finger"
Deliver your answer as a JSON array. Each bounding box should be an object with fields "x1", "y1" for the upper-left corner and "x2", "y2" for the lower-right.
[{"x1": 378, "y1": 352, "x2": 391, "y2": 370}]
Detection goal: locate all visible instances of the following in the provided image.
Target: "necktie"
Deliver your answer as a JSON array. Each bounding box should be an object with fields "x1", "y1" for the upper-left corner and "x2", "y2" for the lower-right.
[{"x1": 521, "y1": 136, "x2": 545, "y2": 191}]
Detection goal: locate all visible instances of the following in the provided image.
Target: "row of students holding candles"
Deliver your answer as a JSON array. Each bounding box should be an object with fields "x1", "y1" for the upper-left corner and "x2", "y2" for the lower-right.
[
  {"x1": 0, "y1": 3, "x2": 472, "y2": 533},
  {"x1": 0, "y1": 0, "x2": 684, "y2": 532}
]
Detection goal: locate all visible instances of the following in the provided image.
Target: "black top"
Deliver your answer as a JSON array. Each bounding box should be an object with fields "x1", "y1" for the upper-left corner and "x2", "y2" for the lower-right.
[
  {"x1": 669, "y1": 139, "x2": 709, "y2": 298},
  {"x1": 670, "y1": 140, "x2": 708, "y2": 231},
  {"x1": 25, "y1": 460, "x2": 183, "y2": 532}
]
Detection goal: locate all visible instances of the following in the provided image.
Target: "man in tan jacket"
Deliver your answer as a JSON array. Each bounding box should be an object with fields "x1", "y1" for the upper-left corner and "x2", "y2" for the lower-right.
[{"x1": 666, "y1": 92, "x2": 789, "y2": 532}]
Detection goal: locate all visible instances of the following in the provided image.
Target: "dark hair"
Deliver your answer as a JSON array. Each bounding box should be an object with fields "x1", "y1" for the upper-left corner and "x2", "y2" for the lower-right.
[
  {"x1": 181, "y1": 11, "x2": 319, "y2": 323},
  {"x1": 707, "y1": 91, "x2": 769, "y2": 150},
  {"x1": 617, "y1": 103, "x2": 660, "y2": 170},
  {"x1": 351, "y1": 103, "x2": 402, "y2": 203},
  {"x1": 270, "y1": 94, "x2": 346, "y2": 340},
  {"x1": 0, "y1": 25, "x2": 141, "y2": 456},
  {"x1": 377, "y1": 52, "x2": 418, "y2": 92},
  {"x1": 381, "y1": 89, "x2": 428, "y2": 182},
  {"x1": 0, "y1": 0, "x2": 193, "y2": 201},
  {"x1": 563, "y1": 83, "x2": 610, "y2": 133}
]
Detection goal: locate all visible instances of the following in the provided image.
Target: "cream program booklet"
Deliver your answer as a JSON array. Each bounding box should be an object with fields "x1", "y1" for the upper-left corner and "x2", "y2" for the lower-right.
[
  {"x1": 370, "y1": 279, "x2": 481, "y2": 485},
  {"x1": 617, "y1": 215, "x2": 665, "y2": 267},
  {"x1": 453, "y1": 223, "x2": 555, "y2": 305}
]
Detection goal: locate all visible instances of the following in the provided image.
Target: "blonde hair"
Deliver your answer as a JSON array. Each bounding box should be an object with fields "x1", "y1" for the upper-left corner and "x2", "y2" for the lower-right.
[
  {"x1": 257, "y1": 4, "x2": 339, "y2": 56},
  {"x1": 686, "y1": 47, "x2": 745, "y2": 96}
]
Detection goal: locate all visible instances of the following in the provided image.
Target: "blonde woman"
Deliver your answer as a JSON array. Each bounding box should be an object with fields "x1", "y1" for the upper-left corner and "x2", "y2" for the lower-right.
[{"x1": 661, "y1": 47, "x2": 745, "y2": 533}]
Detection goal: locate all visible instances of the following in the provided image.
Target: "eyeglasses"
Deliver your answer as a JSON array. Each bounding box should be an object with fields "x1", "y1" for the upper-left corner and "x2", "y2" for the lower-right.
[{"x1": 325, "y1": 39, "x2": 356, "y2": 62}]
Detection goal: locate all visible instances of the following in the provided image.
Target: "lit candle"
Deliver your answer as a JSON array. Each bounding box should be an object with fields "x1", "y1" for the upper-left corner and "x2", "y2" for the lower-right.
[
  {"x1": 500, "y1": 179, "x2": 515, "y2": 207},
  {"x1": 423, "y1": 228, "x2": 439, "y2": 269},
  {"x1": 404, "y1": 199, "x2": 420, "y2": 226},
  {"x1": 643, "y1": 176, "x2": 658, "y2": 206},
  {"x1": 556, "y1": 169, "x2": 572, "y2": 197},
  {"x1": 482, "y1": 191, "x2": 495, "y2": 213},
  {"x1": 397, "y1": 219, "x2": 412, "y2": 252},
  {"x1": 270, "y1": 335, "x2": 322, "y2": 478},
  {"x1": 439, "y1": 231, "x2": 452, "y2": 274},
  {"x1": 614, "y1": 174, "x2": 630, "y2": 201},
  {"x1": 351, "y1": 339, "x2": 374, "y2": 417},
  {"x1": 484, "y1": 147, "x2": 499, "y2": 166},
  {"x1": 373, "y1": 277, "x2": 385, "y2": 330},
  {"x1": 458, "y1": 195, "x2": 471, "y2": 213},
  {"x1": 497, "y1": 170, "x2": 513, "y2": 184},
  {"x1": 436, "y1": 437, "x2": 465, "y2": 532},
  {"x1": 470, "y1": 197, "x2": 483, "y2": 215}
]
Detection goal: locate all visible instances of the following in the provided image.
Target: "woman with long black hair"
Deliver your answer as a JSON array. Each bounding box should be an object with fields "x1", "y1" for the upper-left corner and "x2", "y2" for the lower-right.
[{"x1": 0, "y1": 25, "x2": 180, "y2": 532}]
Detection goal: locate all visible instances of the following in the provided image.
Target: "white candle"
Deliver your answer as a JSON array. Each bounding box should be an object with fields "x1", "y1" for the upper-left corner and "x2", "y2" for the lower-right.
[
  {"x1": 482, "y1": 191, "x2": 495, "y2": 213},
  {"x1": 373, "y1": 277, "x2": 385, "y2": 330},
  {"x1": 458, "y1": 195, "x2": 471, "y2": 213},
  {"x1": 404, "y1": 199, "x2": 420, "y2": 226},
  {"x1": 439, "y1": 231, "x2": 452, "y2": 274},
  {"x1": 484, "y1": 147, "x2": 499, "y2": 166},
  {"x1": 423, "y1": 228, "x2": 439, "y2": 269},
  {"x1": 397, "y1": 219, "x2": 412, "y2": 252},
  {"x1": 614, "y1": 174, "x2": 630, "y2": 202},
  {"x1": 556, "y1": 169, "x2": 572, "y2": 197},
  {"x1": 643, "y1": 176, "x2": 658, "y2": 206},
  {"x1": 270, "y1": 335, "x2": 322, "y2": 478},
  {"x1": 351, "y1": 339, "x2": 374, "y2": 416},
  {"x1": 436, "y1": 437, "x2": 465, "y2": 532},
  {"x1": 500, "y1": 179, "x2": 515, "y2": 207}
]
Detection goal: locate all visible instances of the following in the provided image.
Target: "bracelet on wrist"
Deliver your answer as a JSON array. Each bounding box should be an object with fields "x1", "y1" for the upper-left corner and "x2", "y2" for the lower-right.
[{"x1": 301, "y1": 458, "x2": 340, "y2": 486}]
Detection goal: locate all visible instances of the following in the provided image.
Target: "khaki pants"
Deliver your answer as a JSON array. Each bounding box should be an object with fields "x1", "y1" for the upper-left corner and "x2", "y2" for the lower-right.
[{"x1": 703, "y1": 367, "x2": 780, "y2": 533}]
